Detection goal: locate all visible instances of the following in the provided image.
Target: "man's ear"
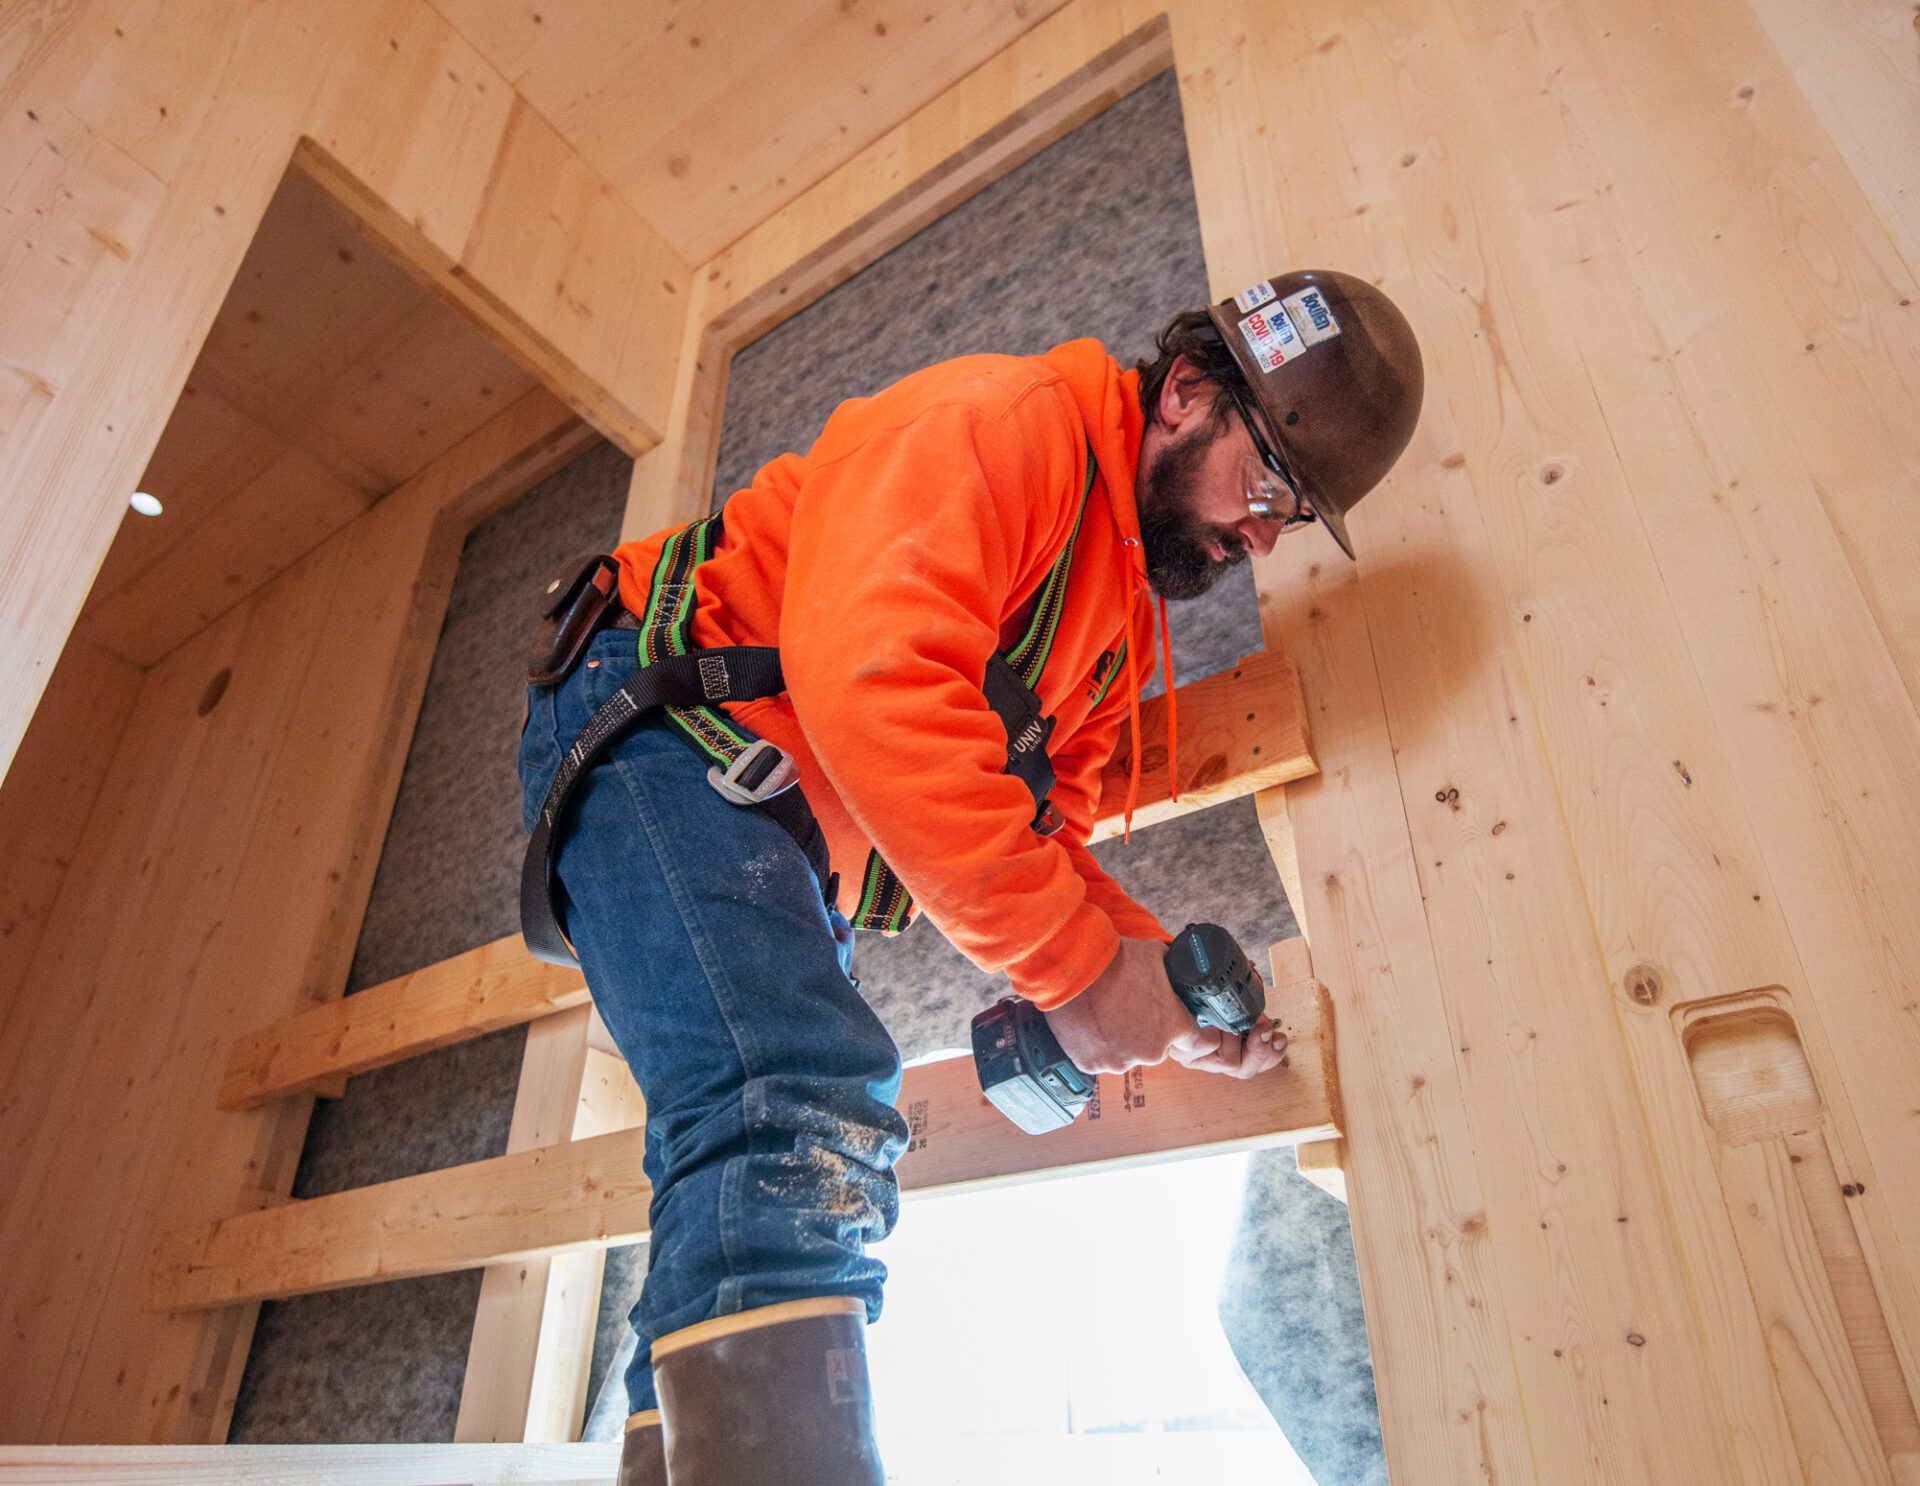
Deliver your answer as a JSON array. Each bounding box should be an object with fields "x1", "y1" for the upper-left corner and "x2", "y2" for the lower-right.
[{"x1": 1157, "y1": 352, "x2": 1208, "y2": 431}]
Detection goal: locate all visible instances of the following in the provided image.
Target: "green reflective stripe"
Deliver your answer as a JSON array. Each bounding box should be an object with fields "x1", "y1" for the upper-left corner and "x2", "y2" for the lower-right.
[
  {"x1": 639, "y1": 513, "x2": 721, "y2": 666},
  {"x1": 664, "y1": 703, "x2": 753, "y2": 766},
  {"x1": 1089, "y1": 637, "x2": 1128, "y2": 710},
  {"x1": 1004, "y1": 447, "x2": 1098, "y2": 687},
  {"x1": 852, "y1": 852, "x2": 914, "y2": 935},
  {"x1": 633, "y1": 512, "x2": 745, "y2": 767}
]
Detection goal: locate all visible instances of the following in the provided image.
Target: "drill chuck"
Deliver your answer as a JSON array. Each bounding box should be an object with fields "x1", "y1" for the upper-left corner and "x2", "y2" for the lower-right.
[{"x1": 1163, "y1": 923, "x2": 1265, "y2": 1033}]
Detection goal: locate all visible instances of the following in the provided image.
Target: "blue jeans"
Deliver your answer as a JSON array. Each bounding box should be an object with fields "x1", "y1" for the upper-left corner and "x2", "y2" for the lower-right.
[{"x1": 517, "y1": 625, "x2": 909, "y2": 1413}]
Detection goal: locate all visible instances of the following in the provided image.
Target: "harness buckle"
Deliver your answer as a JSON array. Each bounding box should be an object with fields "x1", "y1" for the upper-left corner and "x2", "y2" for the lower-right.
[
  {"x1": 1033, "y1": 799, "x2": 1065, "y2": 837},
  {"x1": 708, "y1": 738, "x2": 798, "y2": 807}
]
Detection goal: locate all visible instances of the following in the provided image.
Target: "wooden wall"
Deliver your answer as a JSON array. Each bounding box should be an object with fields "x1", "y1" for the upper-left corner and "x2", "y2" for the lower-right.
[
  {"x1": 3, "y1": 0, "x2": 1918, "y2": 1476},
  {"x1": 0, "y1": 388, "x2": 589, "y2": 1443},
  {"x1": 0, "y1": 0, "x2": 688, "y2": 780},
  {"x1": 1169, "y1": 0, "x2": 1920, "y2": 1481}
]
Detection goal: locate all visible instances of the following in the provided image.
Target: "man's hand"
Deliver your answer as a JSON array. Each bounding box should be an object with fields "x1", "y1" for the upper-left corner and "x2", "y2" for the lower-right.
[{"x1": 1047, "y1": 936, "x2": 1288, "y2": 1078}]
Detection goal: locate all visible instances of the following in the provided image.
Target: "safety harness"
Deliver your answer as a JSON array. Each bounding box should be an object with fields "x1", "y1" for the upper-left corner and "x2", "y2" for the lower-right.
[{"x1": 520, "y1": 450, "x2": 1101, "y2": 969}]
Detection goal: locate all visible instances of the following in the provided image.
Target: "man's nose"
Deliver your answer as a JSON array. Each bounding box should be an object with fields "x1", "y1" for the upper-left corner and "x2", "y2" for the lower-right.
[{"x1": 1239, "y1": 517, "x2": 1281, "y2": 558}]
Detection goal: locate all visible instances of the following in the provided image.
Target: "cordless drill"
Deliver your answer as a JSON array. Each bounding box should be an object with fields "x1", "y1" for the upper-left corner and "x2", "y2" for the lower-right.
[{"x1": 971, "y1": 923, "x2": 1266, "y2": 1134}]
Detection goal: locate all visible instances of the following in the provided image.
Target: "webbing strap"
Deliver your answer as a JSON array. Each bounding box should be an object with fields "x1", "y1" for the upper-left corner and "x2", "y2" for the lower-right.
[
  {"x1": 1003, "y1": 451, "x2": 1099, "y2": 687},
  {"x1": 633, "y1": 512, "x2": 759, "y2": 767},
  {"x1": 519, "y1": 646, "x2": 802, "y2": 968},
  {"x1": 849, "y1": 446, "x2": 1100, "y2": 934}
]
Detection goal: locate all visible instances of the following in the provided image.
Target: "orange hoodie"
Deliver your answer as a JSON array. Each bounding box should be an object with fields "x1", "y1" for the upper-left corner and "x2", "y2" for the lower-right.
[{"x1": 612, "y1": 339, "x2": 1171, "y2": 1008}]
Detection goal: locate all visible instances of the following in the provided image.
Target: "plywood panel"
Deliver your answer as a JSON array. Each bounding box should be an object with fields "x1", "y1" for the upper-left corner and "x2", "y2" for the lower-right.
[
  {"x1": 0, "y1": 630, "x2": 142, "y2": 1027},
  {"x1": 1743, "y1": 0, "x2": 1920, "y2": 278},
  {"x1": 1467, "y1": 0, "x2": 1920, "y2": 1325},
  {"x1": 0, "y1": 0, "x2": 690, "y2": 780},
  {"x1": 425, "y1": 0, "x2": 1076, "y2": 264},
  {"x1": 0, "y1": 392, "x2": 586, "y2": 1444},
  {"x1": 0, "y1": 0, "x2": 340, "y2": 782},
  {"x1": 1173, "y1": 0, "x2": 1920, "y2": 1480},
  {"x1": 67, "y1": 160, "x2": 548, "y2": 668}
]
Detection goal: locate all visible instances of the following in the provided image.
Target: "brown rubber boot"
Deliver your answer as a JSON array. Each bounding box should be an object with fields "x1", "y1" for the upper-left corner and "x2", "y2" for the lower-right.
[
  {"x1": 617, "y1": 1408, "x2": 668, "y2": 1486},
  {"x1": 653, "y1": 1296, "x2": 885, "y2": 1485}
]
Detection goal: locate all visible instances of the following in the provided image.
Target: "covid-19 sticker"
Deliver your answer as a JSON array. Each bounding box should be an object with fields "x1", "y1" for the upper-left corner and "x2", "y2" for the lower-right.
[
  {"x1": 1237, "y1": 303, "x2": 1304, "y2": 372},
  {"x1": 1233, "y1": 280, "x2": 1277, "y2": 313}
]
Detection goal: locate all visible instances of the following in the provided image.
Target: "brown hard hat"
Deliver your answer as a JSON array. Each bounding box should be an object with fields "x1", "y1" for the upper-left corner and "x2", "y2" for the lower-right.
[{"x1": 1206, "y1": 269, "x2": 1424, "y2": 559}]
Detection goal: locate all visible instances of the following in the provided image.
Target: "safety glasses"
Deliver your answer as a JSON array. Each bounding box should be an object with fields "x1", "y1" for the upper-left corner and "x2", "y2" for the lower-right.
[{"x1": 1224, "y1": 383, "x2": 1316, "y2": 530}]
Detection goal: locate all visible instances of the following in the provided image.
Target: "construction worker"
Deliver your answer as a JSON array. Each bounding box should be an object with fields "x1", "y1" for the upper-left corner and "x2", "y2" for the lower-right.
[{"x1": 516, "y1": 269, "x2": 1422, "y2": 1485}]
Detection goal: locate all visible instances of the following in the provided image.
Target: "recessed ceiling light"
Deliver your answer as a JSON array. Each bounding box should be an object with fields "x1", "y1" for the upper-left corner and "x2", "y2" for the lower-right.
[{"x1": 130, "y1": 491, "x2": 163, "y2": 516}]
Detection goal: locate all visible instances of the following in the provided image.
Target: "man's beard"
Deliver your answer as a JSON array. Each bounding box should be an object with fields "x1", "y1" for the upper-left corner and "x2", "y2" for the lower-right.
[{"x1": 1138, "y1": 425, "x2": 1248, "y2": 601}]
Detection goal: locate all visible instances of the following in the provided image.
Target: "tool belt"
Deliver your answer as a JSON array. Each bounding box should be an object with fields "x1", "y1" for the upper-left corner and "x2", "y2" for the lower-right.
[{"x1": 521, "y1": 449, "x2": 1097, "y2": 968}]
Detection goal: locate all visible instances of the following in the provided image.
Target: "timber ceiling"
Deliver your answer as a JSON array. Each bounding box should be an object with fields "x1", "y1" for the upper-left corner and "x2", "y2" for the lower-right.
[
  {"x1": 80, "y1": 167, "x2": 539, "y2": 669},
  {"x1": 421, "y1": 0, "x2": 1075, "y2": 263}
]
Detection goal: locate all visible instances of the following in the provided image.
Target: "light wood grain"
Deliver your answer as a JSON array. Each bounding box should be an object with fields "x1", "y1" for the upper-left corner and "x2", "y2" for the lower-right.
[
  {"x1": 1186, "y1": 0, "x2": 1920, "y2": 1477},
  {"x1": 0, "y1": 630, "x2": 142, "y2": 1029},
  {"x1": 0, "y1": 390, "x2": 586, "y2": 1444},
  {"x1": 424, "y1": 0, "x2": 1078, "y2": 265},
  {"x1": 454, "y1": 1023, "x2": 648, "y2": 1445},
  {"x1": 0, "y1": 0, "x2": 686, "y2": 780},
  {"x1": 1743, "y1": 0, "x2": 1920, "y2": 279},
  {"x1": 1169, "y1": 4, "x2": 1537, "y2": 1478},
  {"x1": 155, "y1": 961, "x2": 1333, "y2": 1309},
  {"x1": 0, "y1": 1441, "x2": 619, "y2": 1486},
  {"x1": 1683, "y1": 994, "x2": 1920, "y2": 1479},
  {"x1": 454, "y1": 1009, "x2": 593, "y2": 1444},
  {"x1": 219, "y1": 933, "x2": 589, "y2": 1110}
]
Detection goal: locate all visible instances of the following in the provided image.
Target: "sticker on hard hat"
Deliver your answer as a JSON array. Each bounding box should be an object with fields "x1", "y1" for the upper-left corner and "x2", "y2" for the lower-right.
[
  {"x1": 1233, "y1": 280, "x2": 1277, "y2": 313},
  {"x1": 1237, "y1": 303, "x2": 1305, "y2": 372},
  {"x1": 1282, "y1": 286, "x2": 1342, "y2": 346}
]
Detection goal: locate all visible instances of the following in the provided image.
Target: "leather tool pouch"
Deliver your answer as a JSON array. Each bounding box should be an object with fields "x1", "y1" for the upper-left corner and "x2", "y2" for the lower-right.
[{"x1": 527, "y1": 553, "x2": 621, "y2": 686}]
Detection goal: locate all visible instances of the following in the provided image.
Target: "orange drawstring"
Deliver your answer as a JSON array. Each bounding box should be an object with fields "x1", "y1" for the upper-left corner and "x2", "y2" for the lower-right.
[
  {"x1": 1121, "y1": 550, "x2": 1144, "y2": 844},
  {"x1": 1116, "y1": 544, "x2": 1181, "y2": 841},
  {"x1": 1156, "y1": 591, "x2": 1179, "y2": 805}
]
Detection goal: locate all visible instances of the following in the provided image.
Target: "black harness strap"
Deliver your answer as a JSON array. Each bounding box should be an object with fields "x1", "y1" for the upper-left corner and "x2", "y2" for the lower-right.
[{"x1": 519, "y1": 644, "x2": 823, "y2": 968}]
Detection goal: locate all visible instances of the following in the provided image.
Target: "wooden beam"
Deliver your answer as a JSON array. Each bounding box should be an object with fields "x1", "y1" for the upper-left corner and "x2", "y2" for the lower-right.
[
  {"x1": 218, "y1": 935, "x2": 589, "y2": 1109},
  {"x1": 218, "y1": 653, "x2": 1314, "y2": 1109},
  {"x1": 455, "y1": 1021, "x2": 647, "y2": 1444},
  {"x1": 1090, "y1": 649, "x2": 1315, "y2": 841},
  {"x1": 452, "y1": 1008, "x2": 593, "y2": 1443},
  {"x1": 0, "y1": 1441, "x2": 621, "y2": 1484},
  {"x1": 157, "y1": 949, "x2": 1334, "y2": 1310}
]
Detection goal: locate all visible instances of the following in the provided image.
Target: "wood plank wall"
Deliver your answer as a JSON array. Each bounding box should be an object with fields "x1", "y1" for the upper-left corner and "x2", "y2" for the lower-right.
[
  {"x1": 0, "y1": 0, "x2": 689, "y2": 780},
  {"x1": 0, "y1": 390, "x2": 590, "y2": 1445},
  {"x1": 4, "y1": 0, "x2": 1918, "y2": 1474},
  {"x1": 1162, "y1": 0, "x2": 1920, "y2": 1481}
]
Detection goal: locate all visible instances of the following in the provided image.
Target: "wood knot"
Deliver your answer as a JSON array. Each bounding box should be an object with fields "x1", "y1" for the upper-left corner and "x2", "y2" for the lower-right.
[
  {"x1": 198, "y1": 667, "x2": 233, "y2": 717},
  {"x1": 1623, "y1": 964, "x2": 1663, "y2": 1006},
  {"x1": 1626, "y1": 1332, "x2": 1646, "y2": 1348}
]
